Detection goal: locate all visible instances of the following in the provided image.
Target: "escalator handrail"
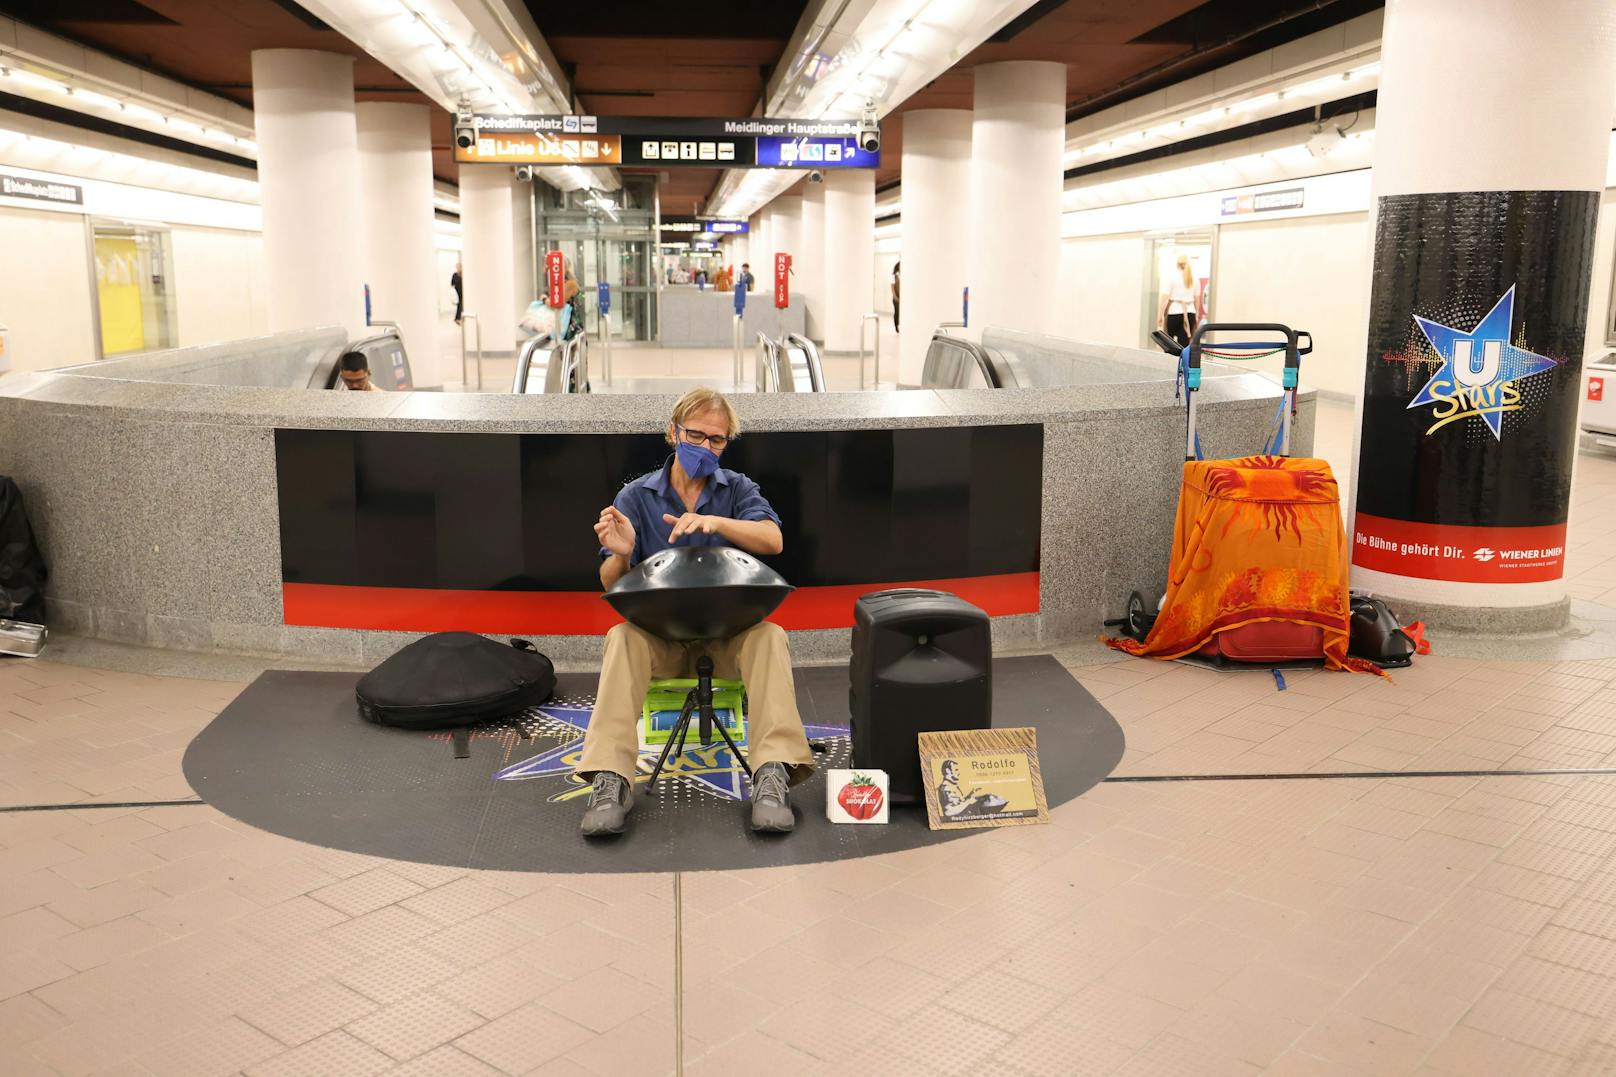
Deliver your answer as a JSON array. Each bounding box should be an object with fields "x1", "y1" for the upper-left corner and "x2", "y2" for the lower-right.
[
  {"x1": 512, "y1": 335, "x2": 551, "y2": 393},
  {"x1": 923, "y1": 328, "x2": 1007, "y2": 389},
  {"x1": 783, "y1": 332, "x2": 825, "y2": 392},
  {"x1": 755, "y1": 332, "x2": 783, "y2": 392}
]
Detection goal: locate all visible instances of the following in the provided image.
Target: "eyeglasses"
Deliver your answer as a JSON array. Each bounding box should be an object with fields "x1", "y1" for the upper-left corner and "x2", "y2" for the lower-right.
[{"x1": 677, "y1": 424, "x2": 730, "y2": 450}]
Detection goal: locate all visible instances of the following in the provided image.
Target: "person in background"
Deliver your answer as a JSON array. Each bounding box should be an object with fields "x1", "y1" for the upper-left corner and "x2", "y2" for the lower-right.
[
  {"x1": 891, "y1": 261, "x2": 901, "y2": 333},
  {"x1": 451, "y1": 261, "x2": 463, "y2": 325},
  {"x1": 335, "y1": 351, "x2": 381, "y2": 391},
  {"x1": 558, "y1": 266, "x2": 583, "y2": 341},
  {"x1": 696, "y1": 267, "x2": 708, "y2": 291},
  {"x1": 1157, "y1": 253, "x2": 1199, "y2": 347},
  {"x1": 738, "y1": 262, "x2": 755, "y2": 293}
]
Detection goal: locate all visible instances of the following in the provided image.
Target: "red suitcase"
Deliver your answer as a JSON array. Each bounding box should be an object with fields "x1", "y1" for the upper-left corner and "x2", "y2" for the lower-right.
[{"x1": 1197, "y1": 621, "x2": 1325, "y2": 663}]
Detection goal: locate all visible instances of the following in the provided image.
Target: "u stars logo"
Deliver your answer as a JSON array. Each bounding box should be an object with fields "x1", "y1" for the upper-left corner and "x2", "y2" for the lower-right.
[{"x1": 1406, "y1": 286, "x2": 1559, "y2": 440}]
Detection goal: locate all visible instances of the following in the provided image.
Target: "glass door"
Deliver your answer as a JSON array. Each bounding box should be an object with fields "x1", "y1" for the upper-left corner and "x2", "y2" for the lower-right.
[
  {"x1": 1141, "y1": 231, "x2": 1215, "y2": 349},
  {"x1": 92, "y1": 222, "x2": 176, "y2": 356},
  {"x1": 533, "y1": 176, "x2": 657, "y2": 342}
]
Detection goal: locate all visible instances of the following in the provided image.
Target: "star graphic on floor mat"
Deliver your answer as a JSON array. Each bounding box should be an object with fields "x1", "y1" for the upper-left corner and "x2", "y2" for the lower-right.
[{"x1": 492, "y1": 703, "x2": 845, "y2": 802}]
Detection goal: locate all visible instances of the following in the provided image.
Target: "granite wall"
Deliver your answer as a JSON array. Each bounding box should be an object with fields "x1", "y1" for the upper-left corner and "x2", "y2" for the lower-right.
[{"x1": 0, "y1": 371, "x2": 1312, "y2": 667}]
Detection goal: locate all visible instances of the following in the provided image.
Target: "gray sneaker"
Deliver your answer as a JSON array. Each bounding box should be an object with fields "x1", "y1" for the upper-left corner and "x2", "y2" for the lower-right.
[
  {"x1": 749, "y1": 762, "x2": 795, "y2": 833},
  {"x1": 580, "y1": 772, "x2": 633, "y2": 837}
]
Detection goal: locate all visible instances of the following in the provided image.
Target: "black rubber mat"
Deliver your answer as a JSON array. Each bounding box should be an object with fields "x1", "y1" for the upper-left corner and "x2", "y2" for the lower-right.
[{"x1": 182, "y1": 656, "x2": 1124, "y2": 873}]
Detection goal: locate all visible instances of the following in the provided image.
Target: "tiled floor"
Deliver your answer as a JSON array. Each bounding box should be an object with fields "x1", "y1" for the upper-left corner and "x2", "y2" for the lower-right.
[
  {"x1": 10, "y1": 646, "x2": 1616, "y2": 1075},
  {"x1": 8, "y1": 400, "x2": 1616, "y2": 1075}
]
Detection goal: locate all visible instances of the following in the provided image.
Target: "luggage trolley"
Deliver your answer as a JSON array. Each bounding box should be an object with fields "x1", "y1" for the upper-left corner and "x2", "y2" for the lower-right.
[{"x1": 1114, "y1": 321, "x2": 1313, "y2": 646}]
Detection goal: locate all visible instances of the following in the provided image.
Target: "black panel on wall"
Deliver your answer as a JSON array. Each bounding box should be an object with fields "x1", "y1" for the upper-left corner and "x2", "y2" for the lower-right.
[{"x1": 276, "y1": 426, "x2": 1043, "y2": 591}]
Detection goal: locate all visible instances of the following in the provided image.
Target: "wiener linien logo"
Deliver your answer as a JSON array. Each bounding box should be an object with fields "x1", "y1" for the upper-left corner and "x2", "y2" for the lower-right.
[{"x1": 1406, "y1": 286, "x2": 1558, "y2": 439}]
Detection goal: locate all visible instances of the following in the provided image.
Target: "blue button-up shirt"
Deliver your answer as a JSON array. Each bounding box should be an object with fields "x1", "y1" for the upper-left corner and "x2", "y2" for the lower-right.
[{"x1": 604, "y1": 455, "x2": 782, "y2": 566}]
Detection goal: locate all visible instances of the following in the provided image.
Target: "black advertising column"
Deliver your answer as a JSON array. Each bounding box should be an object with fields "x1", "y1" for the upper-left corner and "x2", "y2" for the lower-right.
[{"x1": 1349, "y1": 0, "x2": 1616, "y2": 630}]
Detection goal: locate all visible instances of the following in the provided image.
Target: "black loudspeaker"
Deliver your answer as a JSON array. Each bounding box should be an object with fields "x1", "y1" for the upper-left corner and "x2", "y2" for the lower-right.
[{"x1": 849, "y1": 589, "x2": 992, "y2": 803}]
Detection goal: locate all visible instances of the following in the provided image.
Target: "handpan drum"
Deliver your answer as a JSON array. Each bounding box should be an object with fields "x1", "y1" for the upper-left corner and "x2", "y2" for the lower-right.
[{"x1": 603, "y1": 546, "x2": 794, "y2": 642}]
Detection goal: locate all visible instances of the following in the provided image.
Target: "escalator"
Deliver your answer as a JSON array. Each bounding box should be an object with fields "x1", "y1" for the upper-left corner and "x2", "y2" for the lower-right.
[
  {"x1": 511, "y1": 332, "x2": 590, "y2": 394},
  {"x1": 754, "y1": 331, "x2": 826, "y2": 392}
]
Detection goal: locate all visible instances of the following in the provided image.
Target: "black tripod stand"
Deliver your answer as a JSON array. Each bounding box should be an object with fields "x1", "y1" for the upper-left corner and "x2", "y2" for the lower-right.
[{"x1": 645, "y1": 655, "x2": 752, "y2": 787}]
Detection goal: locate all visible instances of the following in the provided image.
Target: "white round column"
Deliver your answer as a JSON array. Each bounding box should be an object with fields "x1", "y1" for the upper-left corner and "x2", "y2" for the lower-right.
[
  {"x1": 968, "y1": 61, "x2": 1066, "y2": 338},
  {"x1": 356, "y1": 102, "x2": 440, "y2": 387},
  {"x1": 1347, "y1": 0, "x2": 1616, "y2": 631},
  {"x1": 250, "y1": 50, "x2": 366, "y2": 337},
  {"x1": 459, "y1": 166, "x2": 519, "y2": 365},
  {"x1": 749, "y1": 206, "x2": 769, "y2": 284},
  {"x1": 798, "y1": 180, "x2": 826, "y2": 340},
  {"x1": 899, "y1": 109, "x2": 972, "y2": 385},
  {"x1": 822, "y1": 169, "x2": 875, "y2": 353}
]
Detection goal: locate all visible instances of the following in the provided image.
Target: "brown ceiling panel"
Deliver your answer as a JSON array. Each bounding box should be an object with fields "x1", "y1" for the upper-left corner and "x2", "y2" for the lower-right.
[{"x1": 1, "y1": 0, "x2": 1378, "y2": 195}]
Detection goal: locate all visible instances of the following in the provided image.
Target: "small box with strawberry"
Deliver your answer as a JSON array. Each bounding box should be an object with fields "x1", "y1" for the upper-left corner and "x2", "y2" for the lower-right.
[{"x1": 825, "y1": 769, "x2": 889, "y2": 824}]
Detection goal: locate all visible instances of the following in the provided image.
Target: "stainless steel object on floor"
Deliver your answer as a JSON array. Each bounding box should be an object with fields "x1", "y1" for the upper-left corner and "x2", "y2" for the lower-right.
[
  {"x1": 459, "y1": 312, "x2": 483, "y2": 390},
  {"x1": 858, "y1": 313, "x2": 880, "y2": 389},
  {"x1": 0, "y1": 619, "x2": 46, "y2": 657}
]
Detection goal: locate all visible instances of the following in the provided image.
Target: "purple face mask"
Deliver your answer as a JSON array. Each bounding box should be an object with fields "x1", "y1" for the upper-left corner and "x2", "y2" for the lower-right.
[{"x1": 676, "y1": 439, "x2": 720, "y2": 480}]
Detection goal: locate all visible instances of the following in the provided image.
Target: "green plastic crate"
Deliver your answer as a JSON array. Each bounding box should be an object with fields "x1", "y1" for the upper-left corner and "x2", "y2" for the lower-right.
[{"x1": 641, "y1": 677, "x2": 747, "y2": 746}]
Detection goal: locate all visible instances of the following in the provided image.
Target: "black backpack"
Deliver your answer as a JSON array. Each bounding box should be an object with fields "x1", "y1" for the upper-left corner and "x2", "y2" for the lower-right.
[
  {"x1": 1348, "y1": 594, "x2": 1419, "y2": 669},
  {"x1": 0, "y1": 476, "x2": 46, "y2": 624},
  {"x1": 356, "y1": 633, "x2": 556, "y2": 729}
]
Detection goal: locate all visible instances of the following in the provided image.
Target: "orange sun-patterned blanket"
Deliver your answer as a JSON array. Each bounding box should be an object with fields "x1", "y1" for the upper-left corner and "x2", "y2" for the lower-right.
[{"x1": 1106, "y1": 456, "x2": 1382, "y2": 674}]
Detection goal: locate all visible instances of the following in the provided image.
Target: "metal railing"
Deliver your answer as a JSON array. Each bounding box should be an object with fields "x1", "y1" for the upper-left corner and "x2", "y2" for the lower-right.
[
  {"x1": 858, "y1": 313, "x2": 881, "y2": 390},
  {"x1": 459, "y1": 313, "x2": 483, "y2": 390},
  {"x1": 732, "y1": 314, "x2": 744, "y2": 389}
]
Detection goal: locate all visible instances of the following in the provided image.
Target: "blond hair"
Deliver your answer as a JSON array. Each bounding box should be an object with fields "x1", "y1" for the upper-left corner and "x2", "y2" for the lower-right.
[
  {"x1": 1176, "y1": 255, "x2": 1194, "y2": 289},
  {"x1": 667, "y1": 387, "x2": 741, "y2": 445}
]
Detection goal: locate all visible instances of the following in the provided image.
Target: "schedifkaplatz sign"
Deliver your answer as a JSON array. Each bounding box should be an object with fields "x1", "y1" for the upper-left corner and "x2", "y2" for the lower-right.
[
  {"x1": 0, "y1": 172, "x2": 83, "y2": 205},
  {"x1": 1351, "y1": 189, "x2": 1599, "y2": 586}
]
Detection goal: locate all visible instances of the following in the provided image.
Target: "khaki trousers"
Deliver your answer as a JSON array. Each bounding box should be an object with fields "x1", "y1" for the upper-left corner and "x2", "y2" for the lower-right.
[{"x1": 574, "y1": 621, "x2": 816, "y2": 786}]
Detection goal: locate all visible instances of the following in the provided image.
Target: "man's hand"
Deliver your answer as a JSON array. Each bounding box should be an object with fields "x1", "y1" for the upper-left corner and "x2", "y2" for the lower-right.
[
  {"x1": 663, "y1": 512, "x2": 720, "y2": 543},
  {"x1": 595, "y1": 506, "x2": 635, "y2": 557}
]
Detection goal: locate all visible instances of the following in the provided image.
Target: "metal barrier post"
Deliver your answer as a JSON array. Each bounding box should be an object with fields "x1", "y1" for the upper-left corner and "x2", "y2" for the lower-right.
[
  {"x1": 459, "y1": 313, "x2": 483, "y2": 390},
  {"x1": 599, "y1": 318, "x2": 612, "y2": 386},
  {"x1": 858, "y1": 313, "x2": 880, "y2": 390},
  {"x1": 732, "y1": 314, "x2": 743, "y2": 389}
]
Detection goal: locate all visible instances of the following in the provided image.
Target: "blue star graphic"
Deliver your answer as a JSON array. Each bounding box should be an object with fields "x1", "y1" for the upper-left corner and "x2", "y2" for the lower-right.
[
  {"x1": 1407, "y1": 286, "x2": 1558, "y2": 439},
  {"x1": 492, "y1": 702, "x2": 845, "y2": 802}
]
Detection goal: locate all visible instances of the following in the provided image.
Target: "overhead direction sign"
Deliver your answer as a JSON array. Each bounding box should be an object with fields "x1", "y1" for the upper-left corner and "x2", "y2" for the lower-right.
[
  {"x1": 756, "y1": 136, "x2": 876, "y2": 168},
  {"x1": 465, "y1": 133, "x2": 622, "y2": 165},
  {"x1": 456, "y1": 115, "x2": 878, "y2": 169}
]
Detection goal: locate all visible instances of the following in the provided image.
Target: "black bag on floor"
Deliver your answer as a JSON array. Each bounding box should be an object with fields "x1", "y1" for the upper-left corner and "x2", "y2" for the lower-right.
[
  {"x1": 0, "y1": 476, "x2": 47, "y2": 624},
  {"x1": 356, "y1": 632, "x2": 555, "y2": 729}
]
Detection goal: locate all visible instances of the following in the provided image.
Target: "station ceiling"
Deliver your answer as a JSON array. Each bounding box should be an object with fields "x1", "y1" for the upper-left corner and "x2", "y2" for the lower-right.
[{"x1": 1, "y1": 0, "x2": 1381, "y2": 204}]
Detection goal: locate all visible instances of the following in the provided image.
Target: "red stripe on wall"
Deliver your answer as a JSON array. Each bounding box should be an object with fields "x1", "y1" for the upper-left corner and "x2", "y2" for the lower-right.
[{"x1": 282, "y1": 572, "x2": 1040, "y2": 635}]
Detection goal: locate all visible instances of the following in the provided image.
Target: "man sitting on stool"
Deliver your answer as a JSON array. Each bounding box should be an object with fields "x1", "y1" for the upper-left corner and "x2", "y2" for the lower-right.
[{"x1": 577, "y1": 388, "x2": 815, "y2": 837}]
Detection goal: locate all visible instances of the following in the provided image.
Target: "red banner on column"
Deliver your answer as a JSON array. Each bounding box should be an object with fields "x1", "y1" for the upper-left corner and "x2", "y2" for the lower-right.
[
  {"x1": 545, "y1": 250, "x2": 564, "y2": 308},
  {"x1": 1351, "y1": 512, "x2": 1566, "y2": 583},
  {"x1": 774, "y1": 252, "x2": 790, "y2": 309}
]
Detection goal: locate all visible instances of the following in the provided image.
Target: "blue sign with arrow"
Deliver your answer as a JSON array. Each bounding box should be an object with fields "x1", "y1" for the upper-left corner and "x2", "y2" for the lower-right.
[{"x1": 755, "y1": 136, "x2": 878, "y2": 168}]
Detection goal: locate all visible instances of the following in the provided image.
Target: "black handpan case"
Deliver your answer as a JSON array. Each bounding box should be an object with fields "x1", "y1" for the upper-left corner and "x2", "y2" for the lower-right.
[
  {"x1": 604, "y1": 546, "x2": 793, "y2": 642},
  {"x1": 356, "y1": 632, "x2": 556, "y2": 729}
]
